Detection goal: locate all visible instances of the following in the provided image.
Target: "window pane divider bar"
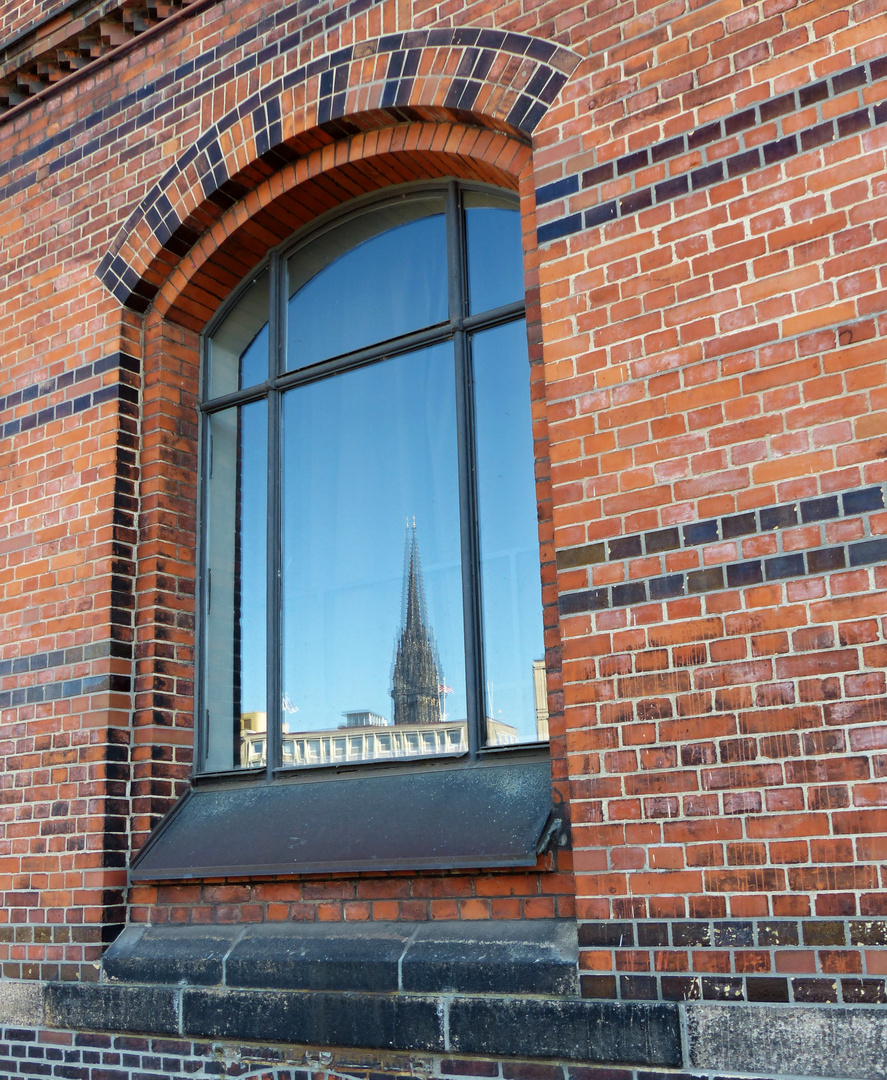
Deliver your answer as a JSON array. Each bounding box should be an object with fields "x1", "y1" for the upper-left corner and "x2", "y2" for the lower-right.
[
  {"x1": 265, "y1": 250, "x2": 284, "y2": 778},
  {"x1": 199, "y1": 303, "x2": 525, "y2": 415},
  {"x1": 449, "y1": 182, "x2": 482, "y2": 762}
]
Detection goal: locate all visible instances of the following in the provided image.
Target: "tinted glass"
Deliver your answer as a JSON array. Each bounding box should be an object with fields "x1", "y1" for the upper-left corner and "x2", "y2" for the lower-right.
[
  {"x1": 207, "y1": 270, "x2": 270, "y2": 398},
  {"x1": 280, "y1": 342, "x2": 467, "y2": 766},
  {"x1": 472, "y1": 320, "x2": 545, "y2": 745},
  {"x1": 465, "y1": 192, "x2": 524, "y2": 315},
  {"x1": 203, "y1": 401, "x2": 268, "y2": 771},
  {"x1": 286, "y1": 198, "x2": 447, "y2": 370}
]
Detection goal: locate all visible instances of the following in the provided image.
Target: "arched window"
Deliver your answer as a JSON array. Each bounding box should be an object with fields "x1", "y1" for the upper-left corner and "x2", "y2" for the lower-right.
[{"x1": 198, "y1": 181, "x2": 546, "y2": 778}]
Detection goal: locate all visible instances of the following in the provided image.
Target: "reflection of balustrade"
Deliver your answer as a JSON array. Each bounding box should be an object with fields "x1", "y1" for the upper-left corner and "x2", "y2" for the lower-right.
[{"x1": 240, "y1": 714, "x2": 520, "y2": 768}]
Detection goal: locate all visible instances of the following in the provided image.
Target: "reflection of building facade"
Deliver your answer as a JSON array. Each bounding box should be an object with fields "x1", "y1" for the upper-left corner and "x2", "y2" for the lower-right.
[
  {"x1": 391, "y1": 526, "x2": 442, "y2": 726},
  {"x1": 239, "y1": 710, "x2": 267, "y2": 767},
  {"x1": 533, "y1": 659, "x2": 549, "y2": 742},
  {"x1": 279, "y1": 716, "x2": 518, "y2": 766}
]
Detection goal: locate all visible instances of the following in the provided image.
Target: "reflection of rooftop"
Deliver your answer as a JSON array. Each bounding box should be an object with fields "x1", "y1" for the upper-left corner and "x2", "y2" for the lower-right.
[{"x1": 341, "y1": 709, "x2": 388, "y2": 728}]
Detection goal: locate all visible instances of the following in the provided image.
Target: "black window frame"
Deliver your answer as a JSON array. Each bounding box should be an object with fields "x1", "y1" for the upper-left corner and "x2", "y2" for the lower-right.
[{"x1": 195, "y1": 178, "x2": 548, "y2": 785}]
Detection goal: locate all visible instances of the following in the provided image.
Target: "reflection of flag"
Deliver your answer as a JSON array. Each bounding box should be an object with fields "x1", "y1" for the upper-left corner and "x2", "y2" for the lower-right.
[
  {"x1": 282, "y1": 693, "x2": 299, "y2": 713},
  {"x1": 438, "y1": 683, "x2": 452, "y2": 694}
]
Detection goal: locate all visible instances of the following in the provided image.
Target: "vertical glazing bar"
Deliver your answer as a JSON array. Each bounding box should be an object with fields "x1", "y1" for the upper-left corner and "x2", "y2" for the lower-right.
[
  {"x1": 265, "y1": 252, "x2": 283, "y2": 778},
  {"x1": 195, "y1": 409, "x2": 209, "y2": 772},
  {"x1": 448, "y1": 183, "x2": 484, "y2": 761}
]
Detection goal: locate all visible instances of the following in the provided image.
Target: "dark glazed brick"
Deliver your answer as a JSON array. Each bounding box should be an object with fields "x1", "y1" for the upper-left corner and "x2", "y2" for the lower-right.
[
  {"x1": 621, "y1": 189, "x2": 653, "y2": 214},
  {"x1": 801, "y1": 122, "x2": 835, "y2": 151},
  {"x1": 726, "y1": 560, "x2": 763, "y2": 587},
  {"x1": 801, "y1": 495, "x2": 839, "y2": 522},
  {"x1": 806, "y1": 547, "x2": 846, "y2": 573},
  {"x1": 645, "y1": 528, "x2": 680, "y2": 553},
  {"x1": 556, "y1": 542, "x2": 607, "y2": 569},
  {"x1": 617, "y1": 150, "x2": 650, "y2": 174},
  {"x1": 837, "y1": 109, "x2": 870, "y2": 138},
  {"x1": 637, "y1": 923, "x2": 669, "y2": 947},
  {"x1": 654, "y1": 175, "x2": 690, "y2": 201},
  {"x1": 722, "y1": 512, "x2": 757, "y2": 539},
  {"x1": 620, "y1": 975, "x2": 659, "y2": 1000},
  {"x1": 792, "y1": 978, "x2": 838, "y2": 1003},
  {"x1": 660, "y1": 976, "x2": 701, "y2": 1000},
  {"x1": 764, "y1": 553, "x2": 805, "y2": 580},
  {"x1": 833, "y1": 64, "x2": 866, "y2": 92},
  {"x1": 712, "y1": 922, "x2": 753, "y2": 947},
  {"x1": 763, "y1": 135, "x2": 798, "y2": 164},
  {"x1": 725, "y1": 107, "x2": 757, "y2": 134},
  {"x1": 579, "y1": 922, "x2": 636, "y2": 948},
  {"x1": 760, "y1": 503, "x2": 798, "y2": 530},
  {"x1": 746, "y1": 977, "x2": 790, "y2": 1002},
  {"x1": 687, "y1": 567, "x2": 724, "y2": 593},
  {"x1": 537, "y1": 175, "x2": 579, "y2": 205},
  {"x1": 727, "y1": 149, "x2": 761, "y2": 177},
  {"x1": 849, "y1": 538, "x2": 887, "y2": 566},
  {"x1": 850, "y1": 921, "x2": 887, "y2": 946},
  {"x1": 843, "y1": 486, "x2": 884, "y2": 514},
  {"x1": 701, "y1": 976, "x2": 744, "y2": 1000},
  {"x1": 559, "y1": 589, "x2": 609, "y2": 615},
  {"x1": 651, "y1": 135, "x2": 686, "y2": 162},
  {"x1": 802, "y1": 921, "x2": 846, "y2": 946},
  {"x1": 580, "y1": 975, "x2": 618, "y2": 998},
  {"x1": 842, "y1": 979, "x2": 887, "y2": 1004},
  {"x1": 612, "y1": 581, "x2": 648, "y2": 607},
  {"x1": 537, "y1": 214, "x2": 583, "y2": 244},
  {"x1": 649, "y1": 575, "x2": 684, "y2": 600},
  {"x1": 690, "y1": 163, "x2": 724, "y2": 189},
  {"x1": 502, "y1": 1065, "x2": 562, "y2": 1080},
  {"x1": 683, "y1": 520, "x2": 719, "y2": 545},
  {"x1": 440, "y1": 1061, "x2": 499, "y2": 1077},
  {"x1": 582, "y1": 163, "x2": 615, "y2": 188},
  {"x1": 585, "y1": 202, "x2": 618, "y2": 229},
  {"x1": 687, "y1": 121, "x2": 722, "y2": 149},
  {"x1": 608, "y1": 535, "x2": 643, "y2": 559},
  {"x1": 799, "y1": 80, "x2": 830, "y2": 106},
  {"x1": 672, "y1": 922, "x2": 711, "y2": 947}
]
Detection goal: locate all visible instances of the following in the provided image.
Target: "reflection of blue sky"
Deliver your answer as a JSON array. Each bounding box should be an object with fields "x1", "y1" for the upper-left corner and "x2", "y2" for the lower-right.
[
  {"x1": 237, "y1": 400, "x2": 268, "y2": 718},
  {"x1": 287, "y1": 214, "x2": 447, "y2": 370},
  {"x1": 280, "y1": 343, "x2": 466, "y2": 730},
  {"x1": 473, "y1": 320, "x2": 545, "y2": 743}
]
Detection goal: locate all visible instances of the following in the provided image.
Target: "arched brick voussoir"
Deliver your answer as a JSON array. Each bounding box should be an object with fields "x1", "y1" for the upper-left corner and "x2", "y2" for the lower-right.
[
  {"x1": 153, "y1": 123, "x2": 533, "y2": 333},
  {"x1": 96, "y1": 29, "x2": 580, "y2": 314}
]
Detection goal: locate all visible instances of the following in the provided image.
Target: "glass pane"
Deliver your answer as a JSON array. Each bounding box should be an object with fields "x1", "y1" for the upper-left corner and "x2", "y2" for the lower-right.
[
  {"x1": 286, "y1": 198, "x2": 447, "y2": 370},
  {"x1": 472, "y1": 320, "x2": 545, "y2": 746},
  {"x1": 281, "y1": 342, "x2": 466, "y2": 766},
  {"x1": 207, "y1": 270, "x2": 270, "y2": 398},
  {"x1": 202, "y1": 402, "x2": 268, "y2": 771},
  {"x1": 465, "y1": 192, "x2": 524, "y2": 315}
]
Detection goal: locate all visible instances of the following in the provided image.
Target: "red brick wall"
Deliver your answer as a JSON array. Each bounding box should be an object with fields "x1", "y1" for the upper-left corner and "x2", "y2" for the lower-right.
[{"x1": 0, "y1": 0, "x2": 884, "y2": 1005}]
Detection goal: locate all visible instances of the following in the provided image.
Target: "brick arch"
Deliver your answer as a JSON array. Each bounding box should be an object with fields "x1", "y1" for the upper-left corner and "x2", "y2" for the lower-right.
[
  {"x1": 96, "y1": 28, "x2": 580, "y2": 313},
  {"x1": 153, "y1": 122, "x2": 532, "y2": 330}
]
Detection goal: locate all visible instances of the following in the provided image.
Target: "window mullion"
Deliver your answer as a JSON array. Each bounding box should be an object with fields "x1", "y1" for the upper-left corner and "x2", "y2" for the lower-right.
[
  {"x1": 265, "y1": 253, "x2": 283, "y2": 779},
  {"x1": 449, "y1": 183, "x2": 485, "y2": 762}
]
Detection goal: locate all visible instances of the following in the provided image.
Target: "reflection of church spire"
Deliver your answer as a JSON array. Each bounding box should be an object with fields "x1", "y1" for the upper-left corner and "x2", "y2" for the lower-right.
[{"x1": 392, "y1": 521, "x2": 442, "y2": 726}]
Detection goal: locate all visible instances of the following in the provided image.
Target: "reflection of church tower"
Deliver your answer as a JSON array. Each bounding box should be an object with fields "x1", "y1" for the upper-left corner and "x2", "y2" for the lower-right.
[{"x1": 392, "y1": 524, "x2": 442, "y2": 726}]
